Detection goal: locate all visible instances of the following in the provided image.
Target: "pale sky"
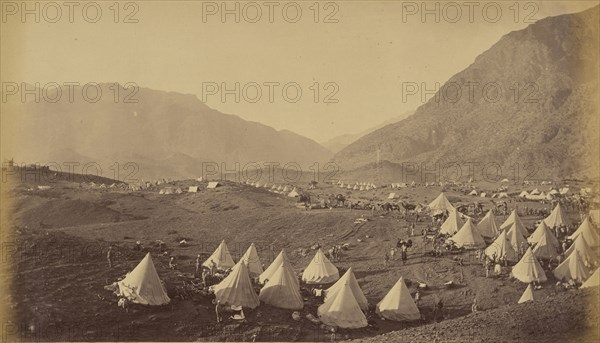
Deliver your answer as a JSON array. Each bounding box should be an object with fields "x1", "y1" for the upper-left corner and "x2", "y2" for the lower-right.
[{"x1": 1, "y1": 0, "x2": 597, "y2": 142}]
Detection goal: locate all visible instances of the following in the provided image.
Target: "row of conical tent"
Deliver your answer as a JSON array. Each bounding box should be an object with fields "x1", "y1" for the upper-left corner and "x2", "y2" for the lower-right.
[
  {"x1": 241, "y1": 180, "x2": 301, "y2": 197},
  {"x1": 116, "y1": 242, "x2": 421, "y2": 328},
  {"x1": 429, "y1": 194, "x2": 600, "y2": 285},
  {"x1": 337, "y1": 182, "x2": 377, "y2": 191}
]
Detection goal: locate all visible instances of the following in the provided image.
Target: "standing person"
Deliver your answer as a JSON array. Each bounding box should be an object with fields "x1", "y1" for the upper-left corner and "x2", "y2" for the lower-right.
[
  {"x1": 169, "y1": 256, "x2": 177, "y2": 269},
  {"x1": 484, "y1": 258, "x2": 490, "y2": 278},
  {"x1": 414, "y1": 289, "x2": 421, "y2": 307},
  {"x1": 401, "y1": 244, "x2": 408, "y2": 265},
  {"x1": 107, "y1": 246, "x2": 114, "y2": 268},
  {"x1": 471, "y1": 297, "x2": 478, "y2": 313},
  {"x1": 210, "y1": 260, "x2": 217, "y2": 276},
  {"x1": 383, "y1": 251, "x2": 389, "y2": 268},
  {"x1": 195, "y1": 254, "x2": 202, "y2": 278},
  {"x1": 201, "y1": 268, "x2": 209, "y2": 288},
  {"x1": 215, "y1": 300, "x2": 223, "y2": 324},
  {"x1": 410, "y1": 223, "x2": 415, "y2": 237}
]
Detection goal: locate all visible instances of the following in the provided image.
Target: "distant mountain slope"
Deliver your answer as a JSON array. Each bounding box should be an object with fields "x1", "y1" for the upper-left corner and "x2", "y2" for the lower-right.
[
  {"x1": 321, "y1": 111, "x2": 414, "y2": 153},
  {"x1": 3, "y1": 85, "x2": 332, "y2": 180},
  {"x1": 333, "y1": 6, "x2": 599, "y2": 180}
]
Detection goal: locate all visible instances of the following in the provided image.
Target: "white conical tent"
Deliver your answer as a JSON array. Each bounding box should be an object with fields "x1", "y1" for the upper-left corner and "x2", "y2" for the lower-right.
[
  {"x1": 376, "y1": 277, "x2": 420, "y2": 321},
  {"x1": 553, "y1": 251, "x2": 589, "y2": 283},
  {"x1": 507, "y1": 223, "x2": 529, "y2": 254},
  {"x1": 517, "y1": 284, "x2": 535, "y2": 304},
  {"x1": 511, "y1": 248, "x2": 547, "y2": 283},
  {"x1": 428, "y1": 192, "x2": 454, "y2": 212},
  {"x1": 302, "y1": 249, "x2": 339, "y2": 284},
  {"x1": 590, "y1": 210, "x2": 600, "y2": 226},
  {"x1": 287, "y1": 188, "x2": 299, "y2": 197},
  {"x1": 449, "y1": 219, "x2": 486, "y2": 249},
  {"x1": 485, "y1": 230, "x2": 518, "y2": 262},
  {"x1": 202, "y1": 240, "x2": 235, "y2": 270},
  {"x1": 213, "y1": 260, "x2": 260, "y2": 309},
  {"x1": 565, "y1": 235, "x2": 597, "y2": 267},
  {"x1": 259, "y1": 260, "x2": 303, "y2": 309},
  {"x1": 531, "y1": 228, "x2": 560, "y2": 260},
  {"x1": 581, "y1": 268, "x2": 600, "y2": 288},
  {"x1": 544, "y1": 204, "x2": 567, "y2": 228},
  {"x1": 477, "y1": 210, "x2": 501, "y2": 239},
  {"x1": 118, "y1": 253, "x2": 170, "y2": 305},
  {"x1": 500, "y1": 210, "x2": 529, "y2": 237},
  {"x1": 318, "y1": 282, "x2": 368, "y2": 329},
  {"x1": 259, "y1": 249, "x2": 287, "y2": 284},
  {"x1": 325, "y1": 267, "x2": 368, "y2": 311},
  {"x1": 568, "y1": 217, "x2": 599, "y2": 247},
  {"x1": 241, "y1": 243, "x2": 264, "y2": 278},
  {"x1": 528, "y1": 221, "x2": 558, "y2": 246},
  {"x1": 440, "y1": 210, "x2": 464, "y2": 235}
]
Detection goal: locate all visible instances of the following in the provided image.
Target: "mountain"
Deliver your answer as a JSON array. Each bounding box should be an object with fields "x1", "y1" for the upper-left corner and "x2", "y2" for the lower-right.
[
  {"x1": 321, "y1": 111, "x2": 414, "y2": 153},
  {"x1": 333, "y1": 6, "x2": 600, "y2": 181},
  {"x1": 2, "y1": 85, "x2": 332, "y2": 180}
]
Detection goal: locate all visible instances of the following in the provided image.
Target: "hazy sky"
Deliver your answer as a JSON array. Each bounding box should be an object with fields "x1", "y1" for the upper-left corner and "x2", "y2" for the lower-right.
[{"x1": 2, "y1": 0, "x2": 597, "y2": 142}]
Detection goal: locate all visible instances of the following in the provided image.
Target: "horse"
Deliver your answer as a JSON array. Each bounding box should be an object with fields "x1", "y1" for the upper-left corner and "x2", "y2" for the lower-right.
[
  {"x1": 334, "y1": 194, "x2": 346, "y2": 207},
  {"x1": 400, "y1": 201, "x2": 417, "y2": 216}
]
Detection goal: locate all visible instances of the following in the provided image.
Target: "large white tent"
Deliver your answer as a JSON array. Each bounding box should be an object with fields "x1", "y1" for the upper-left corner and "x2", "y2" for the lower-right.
[
  {"x1": 500, "y1": 210, "x2": 529, "y2": 237},
  {"x1": 485, "y1": 230, "x2": 518, "y2": 263},
  {"x1": 477, "y1": 210, "x2": 501, "y2": 239},
  {"x1": 375, "y1": 277, "x2": 420, "y2": 321},
  {"x1": 240, "y1": 243, "x2": 264, "y2": 278},
  {"x1": 324, "y1": 267, "x2": 368, "y2": 311},
  {"x1": 553, "y1": 251, "x2": 589, "y2": 283},
  {"x1": 568, "y1": 217, "x2": 599, "y2": 247},
  {"x1": 213, "y1": 260, "x2": 260, "y2": 308},
  {"x1": 318, "y1": 282, "x2": 368, "y2": 329},
  {"x1": 544, "y1": 203, "x2": 567, "y2": 228},
  {"x1": 203, "y1": 240, "x2": 235, "y2": 270},
  {"x1": 301, "y1": 249, "x2": 339, "y2": 284},
  {"x1": 449, "y1": 219, "x2": 486, "y2": 249},
  {"x1": 440, "y1": 210, "x2": 464, "y2": 235},
  {"x1": 259, "y1": 259, "x2": 303, "y2": 309},
  {"x1": 511, "y1": 247, "x2": 547, "y2": 283},
  {"x1": 428, "y1": 192, "x2": 455, "y2": 213},
  {"x1": 118, "y1": 253, "x2": 170, "y2": 305}
]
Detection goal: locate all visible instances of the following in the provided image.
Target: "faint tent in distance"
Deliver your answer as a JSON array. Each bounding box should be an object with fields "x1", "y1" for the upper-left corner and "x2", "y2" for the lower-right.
[
  {"x1": 118, "y1": 253, "x2": 170, "y2": 305},
  {"x1": 188, "y1": 186, "x2": 199, "y2": 193},
  {"x1": 207, "y1": 181, "x2": 221, "y2": 189}
]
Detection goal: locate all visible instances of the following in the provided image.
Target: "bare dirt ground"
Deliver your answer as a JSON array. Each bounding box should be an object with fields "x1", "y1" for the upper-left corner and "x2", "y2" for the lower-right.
[{"x1": 1, "y1": 174, "x2": 598, "y2": 342}]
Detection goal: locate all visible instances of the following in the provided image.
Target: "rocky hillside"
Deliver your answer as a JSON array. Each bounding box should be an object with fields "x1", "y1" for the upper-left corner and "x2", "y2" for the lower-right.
[
  {"x1": 3, "y1": 85, "x2": 332, "y2": 179},
  {"x1": 333, "y1": 6, "x2": 600, "y2": 180}
]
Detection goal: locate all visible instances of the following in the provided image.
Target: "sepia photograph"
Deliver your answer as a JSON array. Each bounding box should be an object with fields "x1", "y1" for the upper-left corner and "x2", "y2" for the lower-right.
[{"x1": 1, "y1": 0, "x2": 599, "y2": 342}]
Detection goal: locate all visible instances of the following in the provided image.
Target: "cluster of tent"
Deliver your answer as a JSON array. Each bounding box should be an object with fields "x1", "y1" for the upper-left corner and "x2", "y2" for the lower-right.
[
  {"x1": 337, "y1": 180, "x2": 377, "y2": 191},
  {"x1": 116, "y1": 241, "x2": 421, "y2": 328},
  {"x1": 427, "y1": 194, "x2": 600, "y2": 297},
  {"x1": 239, "y1": 180, "x2": 301, "y2": 198}
]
